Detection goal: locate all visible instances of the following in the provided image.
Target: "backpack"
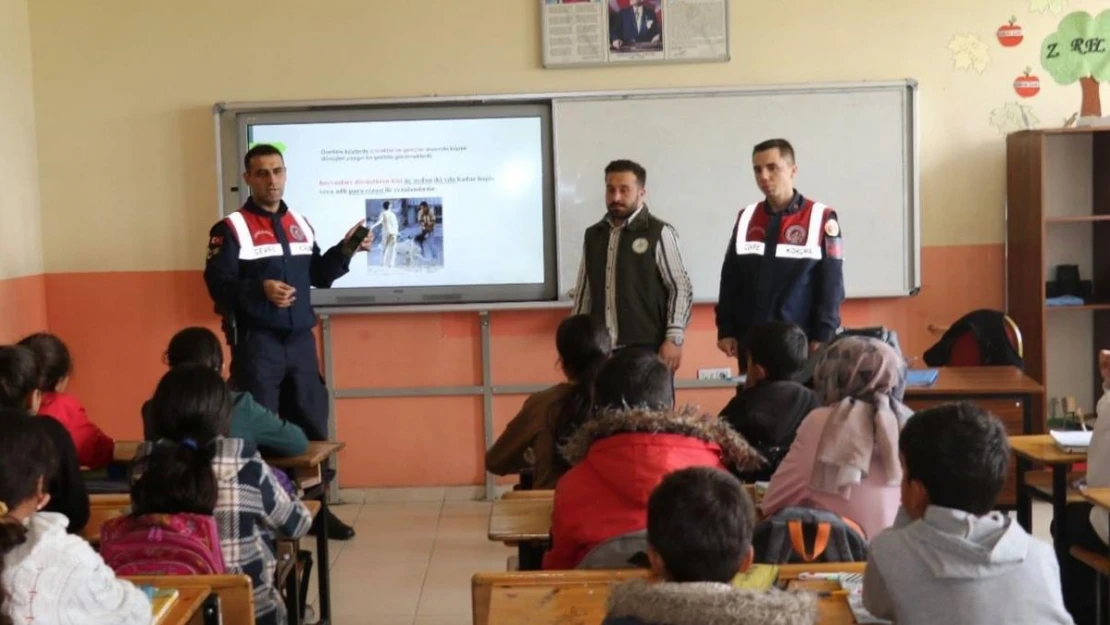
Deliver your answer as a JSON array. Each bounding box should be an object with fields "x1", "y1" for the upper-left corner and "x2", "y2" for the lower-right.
[
  {"x1": 578, "y1": 530, "x2": 649, "y2": 569},
  {"x1": 100, "y1": 513, "x2": 226, "y2": 576},
  {"x1": 752, "y1": 507, "x2": 869, "y2": 564}
]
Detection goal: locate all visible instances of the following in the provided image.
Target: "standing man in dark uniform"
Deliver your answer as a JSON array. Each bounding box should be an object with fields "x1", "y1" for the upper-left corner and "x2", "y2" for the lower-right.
[
  {"x1": 716, "y1": 139, "x2": 845, "y2": 371},
  {"x1": 204, "y1": 143, "x2": 371, "y2": 540},
  {"x1": 571, "y1": 159, "x2": 693, "y2": 372}
]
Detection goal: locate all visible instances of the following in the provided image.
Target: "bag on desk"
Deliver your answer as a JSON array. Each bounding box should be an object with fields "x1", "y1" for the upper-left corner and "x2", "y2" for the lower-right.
[{"x1": 752, "y1": 507, "x2": 868, "y2": 564}]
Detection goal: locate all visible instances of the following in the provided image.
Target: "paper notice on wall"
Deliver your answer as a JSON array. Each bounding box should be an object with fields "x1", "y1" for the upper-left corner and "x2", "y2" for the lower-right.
[
  {"x1": 664, "y1": 0, "x2": 728, "y2": 61},
  {"x1": 542, "y1": 0, "x2": 728, "y2": 68},
  {"x1": 542, "y1": 1, "x2": 607, "y2": 66}
]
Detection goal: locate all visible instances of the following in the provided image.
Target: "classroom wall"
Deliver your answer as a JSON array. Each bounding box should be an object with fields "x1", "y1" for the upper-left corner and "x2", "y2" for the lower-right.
[
  {"x1": 23, "y1": 0, "x2": 1085, "y2": 486},
  {"x1": 0, "y1": 0, "x2": 46, "y2": 341}
]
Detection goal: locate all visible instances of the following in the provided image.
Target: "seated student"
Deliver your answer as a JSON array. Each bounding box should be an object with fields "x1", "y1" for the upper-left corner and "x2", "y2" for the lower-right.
[
  {"x1": 719, "y1": 322, "x2": 819, "y2": 482},
  {"x1": 602, "y1": 466, "x2": 817, "y2": 625},
  {"x1": 1056, "y1": 349, "x2": 1110, "y2": 624},
  {"x1": 0, "y1": 418, "x2": 151, "y2": 625},
  {"x1": 18, "y1": 333, "x2": 116, "y2": 470},
  {"x1": 139, "y1": 364, "x2": 311, "y2": 625},
  {"x1": 863, "y1": 402, "x2": 1074, "y2": 625},
  {"x1": 0, "y1": 346, "x2": 89, "y2": 535},
  {"x1": 99, "y1": 439, "x2": 227, "y2": 576},
  {"x1": 543, "y1": 349, "x2": 762, "y2": 570},
  {"x1": 486, "y1": 314, "x2": 611, "y2": 488},
  {"x1": 142, "y1": 327, "x2": 309, "y2": 457},
  {"x1": 760, "y1": 336, "x2": 911, "y2": 539}
]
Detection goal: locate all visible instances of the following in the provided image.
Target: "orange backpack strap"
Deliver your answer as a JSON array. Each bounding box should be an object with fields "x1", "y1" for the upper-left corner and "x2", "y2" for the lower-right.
[{"x1": 788, "y1": 520, "x2": 832, "y2": 563}]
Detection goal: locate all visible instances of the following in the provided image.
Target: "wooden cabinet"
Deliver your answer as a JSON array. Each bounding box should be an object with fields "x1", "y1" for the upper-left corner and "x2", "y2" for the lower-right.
[{"x1": 1006, "y1": 128, "x2": 1110, "y2": 428}]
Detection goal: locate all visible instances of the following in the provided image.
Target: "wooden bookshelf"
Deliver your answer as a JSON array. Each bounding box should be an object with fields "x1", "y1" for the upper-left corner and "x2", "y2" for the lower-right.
[{"x1": 1007, "y1": 129, "x2": 1110, "y2": 425}]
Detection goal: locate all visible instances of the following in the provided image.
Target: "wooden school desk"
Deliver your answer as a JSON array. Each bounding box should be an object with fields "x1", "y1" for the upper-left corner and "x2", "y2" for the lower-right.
[
  {"x1": 127, "y1": 574, "x2": 255, "y2": 625},
  {"x1": 472, "y1": 562, "x2": 867, "y2": 625},
  {"x1": 1010, "y1": 434, "x2": 1086, "y2": 561},
  {"x1": 152, "y1": 586, "x2": 211, "y2": 625},
  {"x1": 903, "y1": 366, "x2": 1044, "y2": 508},
  {"x1": 268, "y1": 441, "x2": 345, "y2": 625},
  {"x1": 489, "y1": 486, "x2": 762, "y2": 570},
  {"x1": 489, "y1": 498, "x2": 552, "y2": 570}
]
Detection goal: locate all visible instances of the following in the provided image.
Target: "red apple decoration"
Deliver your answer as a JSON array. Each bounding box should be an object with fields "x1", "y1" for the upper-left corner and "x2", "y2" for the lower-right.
[
  {"x1": 997, "y1": 17, "x2": 1024, "y2": 47},
  {"x1": 1014, "y1": 68, "x2": 1041, "y2": 98}
]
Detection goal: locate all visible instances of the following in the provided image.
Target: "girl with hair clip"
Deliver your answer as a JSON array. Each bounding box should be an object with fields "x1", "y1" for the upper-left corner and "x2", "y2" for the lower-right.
[
  {"x1": 99, "y1": 435, "x2": 227, "y2": 575},
  {"x1": 134, "y1": 364, "x2": 311, "y2": 625},
  {"x1": 0, "y1": 416, "x2": 151, "y2": 625},
  {"x1": 0, "y1": 346, "x2": 89, "y2": 535}
]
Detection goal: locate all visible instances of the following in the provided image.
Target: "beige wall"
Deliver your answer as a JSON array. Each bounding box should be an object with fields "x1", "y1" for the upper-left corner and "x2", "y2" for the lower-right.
[
  {"x1": 1, "y1": 0, "x2": 42, "y2": 280},
  {"x1": 26, "y1": 0, "x2": 1084, "y2": 273}
]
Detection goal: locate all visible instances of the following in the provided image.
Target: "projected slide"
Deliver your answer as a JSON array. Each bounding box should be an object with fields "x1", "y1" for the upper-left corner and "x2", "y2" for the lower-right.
[{"x1": 248, "y1": 116, "x2": 545, "y2": 290}]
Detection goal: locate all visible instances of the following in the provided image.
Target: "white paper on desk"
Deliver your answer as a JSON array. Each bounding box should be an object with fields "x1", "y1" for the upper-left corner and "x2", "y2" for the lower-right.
[{"x1": 1050, "y1": 430, "x2": 1093, "y2": 450}]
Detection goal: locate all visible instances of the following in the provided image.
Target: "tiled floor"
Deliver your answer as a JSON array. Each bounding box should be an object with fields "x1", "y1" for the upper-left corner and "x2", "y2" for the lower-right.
[
  {"x1": 304, "y1": 495, "x2": 1055, "y2": 625},
  {"x1": 304, "y1": 497, "x2": 512, "y2": 625}
]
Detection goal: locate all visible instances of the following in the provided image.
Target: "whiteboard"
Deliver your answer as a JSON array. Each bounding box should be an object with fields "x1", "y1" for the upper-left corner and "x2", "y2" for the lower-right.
[{"x1": 553, "y1": 81, "x2": 919, "y2": 302}]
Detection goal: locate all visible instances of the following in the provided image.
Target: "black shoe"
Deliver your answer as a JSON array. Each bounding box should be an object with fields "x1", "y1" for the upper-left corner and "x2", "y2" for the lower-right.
[{"x1": 309, "y1": 510, "x2": 355, "y2": 541}]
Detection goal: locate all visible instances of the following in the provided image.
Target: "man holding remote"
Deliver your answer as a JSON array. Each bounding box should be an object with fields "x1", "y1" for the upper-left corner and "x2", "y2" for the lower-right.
[{"x1": 204, "y1": 143, "x2": 371, "y2": 540}]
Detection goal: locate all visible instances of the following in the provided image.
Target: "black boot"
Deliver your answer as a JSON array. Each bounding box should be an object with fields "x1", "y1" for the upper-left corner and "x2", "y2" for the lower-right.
[{"x1": 309, "y1": 509, "x2": 355, "y2": 540}]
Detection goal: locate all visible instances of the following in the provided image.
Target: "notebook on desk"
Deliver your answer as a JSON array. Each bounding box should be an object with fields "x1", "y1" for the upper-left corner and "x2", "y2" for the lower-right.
[
  {"x1": 1050, "y1": 430, "x2": 1092, "y2": 454},
  {"x1": 905, "y1": 369, "x2": 939, "y2": 387},
  {"x1": 141, "y1": 587, "x2": 179, "y2": 624}
]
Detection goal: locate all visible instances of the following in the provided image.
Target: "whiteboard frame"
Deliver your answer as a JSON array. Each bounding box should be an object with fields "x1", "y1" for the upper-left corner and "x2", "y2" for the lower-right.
[{"x1": 213, "y1": 78, "x2": 921, "y2": 312}]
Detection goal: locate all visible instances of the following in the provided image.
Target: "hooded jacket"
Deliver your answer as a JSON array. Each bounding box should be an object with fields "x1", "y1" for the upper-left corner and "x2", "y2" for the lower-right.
[
  {"x1": 863, "y1": 506, "x2": 1074, "y2": 625},
  {"x1": 602, "y1": 578, "x2": 817, "y2": 625},
  {"x1": 542, "y1": 407, "x2": 763, "y2": 570},
  {"x1": 2, "y1": 512, "x2": 151, "y2": 625}
]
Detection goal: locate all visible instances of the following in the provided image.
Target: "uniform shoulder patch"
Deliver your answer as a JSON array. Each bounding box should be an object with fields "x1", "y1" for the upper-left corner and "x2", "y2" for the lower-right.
[{"x1": 824, "y1": 219, "x2": 840, "y2": 238}]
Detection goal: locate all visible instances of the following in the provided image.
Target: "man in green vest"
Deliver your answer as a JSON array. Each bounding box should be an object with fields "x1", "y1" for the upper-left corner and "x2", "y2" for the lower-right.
[{"x1": 571, "y1": 159, "x2": 693, "y2": 371}]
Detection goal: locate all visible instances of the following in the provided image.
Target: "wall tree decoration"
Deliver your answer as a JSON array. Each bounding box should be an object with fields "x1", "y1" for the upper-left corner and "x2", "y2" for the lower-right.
[{"x1": 1041, "y1": 10, "x2": 1110, "y2": 117}]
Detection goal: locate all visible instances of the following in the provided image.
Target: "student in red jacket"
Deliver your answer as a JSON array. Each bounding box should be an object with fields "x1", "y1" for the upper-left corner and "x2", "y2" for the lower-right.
[
  {"x1": 542, "y1": 349, "x2": 763, "y2": 570},
  {"x1": 19, "y1": 333, "x2": 115, "y2": 470}
]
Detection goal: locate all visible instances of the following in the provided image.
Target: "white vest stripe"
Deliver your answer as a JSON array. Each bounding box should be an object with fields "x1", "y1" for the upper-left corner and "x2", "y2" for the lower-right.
[
  {"x1": 734, "y1": 203, "x2": 763, "y2": 256},
  {"x1": 227, "y1": 209, "x2": 317, "y2": 260}
]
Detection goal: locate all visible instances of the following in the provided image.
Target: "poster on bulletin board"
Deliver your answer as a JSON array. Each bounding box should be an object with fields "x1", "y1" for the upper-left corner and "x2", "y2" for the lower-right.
[{"x1": 541, "y1": 0, "x2": 729, "y2": 68}]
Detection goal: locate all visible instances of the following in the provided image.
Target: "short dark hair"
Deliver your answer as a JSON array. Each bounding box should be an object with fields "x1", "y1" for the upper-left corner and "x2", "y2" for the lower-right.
[
  {"x1": 746, "y1": 322, "x2": 808, "y2": 381},
  {"x1": 648, "y1": 467, "x2": 754, "y2": 583},
  {"x1": 899, "y1": 402, "x2": 1010, "y2": 516},
  {"x1": 130, "y1": 441, "x2": 217, "y2": 516},
  {"x1": 383, "y1": 201, "x2": 391, "y2": 209},
  {"x1": 17, "y1": 333, "x2": 71, "y2": 392},
  {"x1": 419, "y1": 201, "x2": 429, "y2": 208},
  {"x1": 165, "y1": 327, "x2": 223, "y2": 372},
  {"x1": 0, "y1": 346, "x2": 39, "y2": 410},
  {"x1": 594, "y1": 348, "x2": 673, "y2": 410},
  {"x1": 149, "y1": 364, "x2": 233, "y2": 443},
  {"x1": 605, "y1": 159, "x2": 647, "y2": 187},
  {"x1": 752, "y1": 138, "x2": 796, "y2": 164},
  {"x1": 244, "y1": 143, "x2": 283, "y2": 172}
]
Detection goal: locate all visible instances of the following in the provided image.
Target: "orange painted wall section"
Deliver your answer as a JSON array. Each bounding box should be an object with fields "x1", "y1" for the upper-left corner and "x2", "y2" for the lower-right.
[
  {"x1": 43, "y1": 243, "x2": 1002, "y2": 488},
  {"x1": 0, "y1": 274, "x2": 48, "y2": 343}
]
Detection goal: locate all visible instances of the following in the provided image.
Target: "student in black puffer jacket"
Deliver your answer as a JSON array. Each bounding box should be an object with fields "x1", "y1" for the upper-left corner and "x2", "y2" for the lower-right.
[{"x1": 719, "y1": 322, "x2": 818, "y2": 482}]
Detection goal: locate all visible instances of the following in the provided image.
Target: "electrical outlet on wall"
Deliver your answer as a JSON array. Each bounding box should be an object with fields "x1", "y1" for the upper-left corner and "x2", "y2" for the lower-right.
[{"x1": 697, "y1": 367, "x2": 733, "y2": 381}]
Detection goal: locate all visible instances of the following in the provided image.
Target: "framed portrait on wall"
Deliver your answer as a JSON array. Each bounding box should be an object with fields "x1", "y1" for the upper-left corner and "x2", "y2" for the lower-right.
[{"x1": 541, "y1": 0, "x2": 729, "y2": 68}]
